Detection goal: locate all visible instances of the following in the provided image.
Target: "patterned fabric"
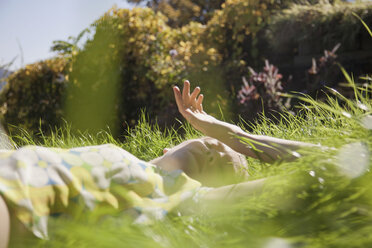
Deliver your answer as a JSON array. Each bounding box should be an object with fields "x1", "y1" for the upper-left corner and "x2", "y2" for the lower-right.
[{"x1": 0, "y1": 144, "x2": 208, "y2": 239}]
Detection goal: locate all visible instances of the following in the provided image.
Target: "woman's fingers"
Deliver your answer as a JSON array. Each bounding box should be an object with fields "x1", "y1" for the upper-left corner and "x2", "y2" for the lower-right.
[
  {"x1": 175, "y1": 80, "x2": 203, "y2": 113},
  {"x1": 196, "y1": 94, "x2": 204, "y2": 112},
  {"x1": 182, "y1": 80, "x2": 190, "y2": 102},
  {"x1": 173, "y1": 86, "x2": 185, "y2": 113},
  {"x1": 190, "y1": 86, "x2": 200, "y2": 103}
]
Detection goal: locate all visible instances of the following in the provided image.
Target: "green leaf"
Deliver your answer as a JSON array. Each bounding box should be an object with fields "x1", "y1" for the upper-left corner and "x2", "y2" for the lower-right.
[{"x1": 353, "y1": 12, "x2": 372, "y2": 38}]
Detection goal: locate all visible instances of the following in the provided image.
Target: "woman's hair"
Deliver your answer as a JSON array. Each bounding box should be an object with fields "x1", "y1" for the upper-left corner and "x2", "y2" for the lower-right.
[
  {"x1": 155, "y1": 137, "x2": 249, "y2": 187},
  {"x1": 192, "y1": 137, "x2": 249, "y2": 186}
]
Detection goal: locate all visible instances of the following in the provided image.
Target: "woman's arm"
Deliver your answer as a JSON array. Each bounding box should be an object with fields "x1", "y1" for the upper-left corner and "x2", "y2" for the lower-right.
[
  {"x1": 173, "y1": 81, "x2": 317, "y2": 163},
  {"x1": 201, "y1": 178, "x2": 266, "y2": 202}
]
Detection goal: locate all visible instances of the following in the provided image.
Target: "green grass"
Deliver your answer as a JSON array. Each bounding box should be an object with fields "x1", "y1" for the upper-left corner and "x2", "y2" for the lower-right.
[{"x1": 8, "y1": 73, "x2": 372, "y2": 248}]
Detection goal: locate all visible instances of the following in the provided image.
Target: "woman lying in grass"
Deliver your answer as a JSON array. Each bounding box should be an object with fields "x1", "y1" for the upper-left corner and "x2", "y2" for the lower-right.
[{"x1": 0, "y1": 81, "x2": 316, "y2": 247}]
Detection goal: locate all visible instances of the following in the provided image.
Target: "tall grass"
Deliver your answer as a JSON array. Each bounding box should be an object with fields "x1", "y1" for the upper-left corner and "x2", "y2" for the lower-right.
[{"x1": 8, "y1": 70, "x2": 372, "y2": 247}]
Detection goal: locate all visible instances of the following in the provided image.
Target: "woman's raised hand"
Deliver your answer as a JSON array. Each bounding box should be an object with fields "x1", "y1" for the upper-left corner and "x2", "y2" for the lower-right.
[
  {"x1": 173, "y1": 80, "x2": 216, "y2": 133},
  {"x1": 173, "y1": 80, "x2": 204, "y2": 115}
]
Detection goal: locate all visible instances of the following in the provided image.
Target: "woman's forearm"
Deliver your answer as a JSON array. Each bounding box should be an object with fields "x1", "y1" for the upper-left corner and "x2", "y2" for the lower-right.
[
  {"x1": 202, "y1": 178, "x2": 266, "y2": 202},
  {"x1": 200, "y1": 117, "x2": 316, "y2": 163},
  {"x1": 173, "y1": 81, "x2": 316, "y2": 163}
]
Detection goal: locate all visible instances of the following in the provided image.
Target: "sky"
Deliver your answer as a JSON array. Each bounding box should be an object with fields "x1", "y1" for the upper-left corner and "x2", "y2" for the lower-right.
[{"x1": 0, "y1": 0, "x2": 137, "y2": 71}]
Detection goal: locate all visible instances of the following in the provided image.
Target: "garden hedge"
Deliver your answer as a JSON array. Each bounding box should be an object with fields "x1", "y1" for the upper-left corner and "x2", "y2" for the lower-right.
[
  {"x1": 0, "y1": 58, "x2": 68, "y2": 133},
  {"x1": 267, "y1": 2, "x2": 372, "y2": 56},
  {"x1": 1, "y1": 1, "x2": 371, "y2": 135}
]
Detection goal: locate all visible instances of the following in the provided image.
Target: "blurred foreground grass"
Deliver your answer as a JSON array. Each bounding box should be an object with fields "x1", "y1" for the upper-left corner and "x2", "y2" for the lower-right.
[{"x1": 8, "y1": 73, "x2": 372, "y2": 248}]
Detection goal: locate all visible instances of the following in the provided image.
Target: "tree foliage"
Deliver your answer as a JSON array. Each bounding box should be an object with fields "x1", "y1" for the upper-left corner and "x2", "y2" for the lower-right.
[
  {"x1": 128, "y1": 0, "x2": 225, "y2": 27},
  {"x1": 128, "y1": 0, "x2": 344, "y2": 27},
  {"x1": 0, "y1": 0, "x2": 371, "y2": 134},
  {"x1": 267, "y1": 2, "x2": 372, "y2": 54},
  {"x1": 66, "y1": 7, "x2": 222, "y2": 132},
  {"x1": 0, "y1": 58, "x2": 68, "y2": 133}
]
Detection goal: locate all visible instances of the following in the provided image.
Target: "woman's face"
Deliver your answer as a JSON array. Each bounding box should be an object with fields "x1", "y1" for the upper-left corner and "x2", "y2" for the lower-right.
[{"x1": 151, "y1": 138, "x2": 247, "y2": 187}]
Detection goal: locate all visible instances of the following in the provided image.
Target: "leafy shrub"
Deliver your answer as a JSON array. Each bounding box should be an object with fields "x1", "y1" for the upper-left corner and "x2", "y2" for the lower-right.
[
  {"x1": 267, "y1": 2, "x2": 372, "y2": 55},
  {"x1": 0, "y1": 58, "x2": 68, "y2": 133},
  {"x1": 128, "y1": 0, "x2": 336, "y2": 27},
  {"x1": 306, "y1": 44, "x2": 341, "y2": 96},
  {"x1": 51, "y1": 28, "x2": 91, "y2": 59},
  {"x1": 237, "y1": 60, "x2": 288, "y2": 120},
  {"x1": 2, "y1": 1, "x2": 370, "y2": 135},
  {"x1": 204, "y1": 0, "x2": 298, "y2": 97},
  {"x1": 0, "y1": 7, "x2": 223, "y2": 135},
  {"x1": 65, "y1": 7, "x2": 223, "y2": 133},
  {"x1": 237, "y1": 45, "x2": 345, "y2": 120},
  {"x1": 238, "y1": 60, "x2": 284, "y2": 106},
  {"x1": 206, "y1": 0, "x2": 272, "y2": 64},
  {"x1": 128, "y1": 0, "x2": 226, "y2": 27}
]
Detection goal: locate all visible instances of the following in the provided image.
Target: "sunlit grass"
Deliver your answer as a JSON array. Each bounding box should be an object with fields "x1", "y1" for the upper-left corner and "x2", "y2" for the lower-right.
[{"x1": 8, "y1": 73, "x2": 372, "y2": 248}]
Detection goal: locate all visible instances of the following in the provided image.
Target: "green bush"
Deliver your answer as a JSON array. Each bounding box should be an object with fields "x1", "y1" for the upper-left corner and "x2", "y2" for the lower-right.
[
  {"x1": 203, "y1": 0, "x2": 289, "y2": 119},
  {"x1": 204, "y1": 0, "x2": 350, "y2": 89},
  {"x1": 128, "y1": 0, "x2": 226, "y2": 27},
  {"x1": 65, "y1": 7, "x2": 199, "y2": 132},
  {"x1": 0, "y1": 58, "x2": 68, "y2": 133},
  {"x1": 267, "y1": 2, "x2": 372, "y2": 55},
  {"x1": 0, "y1": 7, "x2": 223, "y2": 135},
  {"x1": 65, "y1": 7, "x2": 228, "y2": 133},
  {"x1": 128, "y1": 0, "x2": 340, "y2": 28},
  {"x1": 2, "y1": 1, "x2": 371, "y2": 135}
]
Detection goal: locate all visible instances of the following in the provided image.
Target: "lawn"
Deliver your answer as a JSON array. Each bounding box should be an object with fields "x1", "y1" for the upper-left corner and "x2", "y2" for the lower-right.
[{"x1": 8, "y1": 72, "x2": 372, "y2": 248}]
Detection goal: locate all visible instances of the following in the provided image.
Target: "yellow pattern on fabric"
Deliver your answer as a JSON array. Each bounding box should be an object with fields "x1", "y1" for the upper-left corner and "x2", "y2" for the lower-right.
[{"x1": 0, "y1": 144, "x2": 205, "y2": 239}]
